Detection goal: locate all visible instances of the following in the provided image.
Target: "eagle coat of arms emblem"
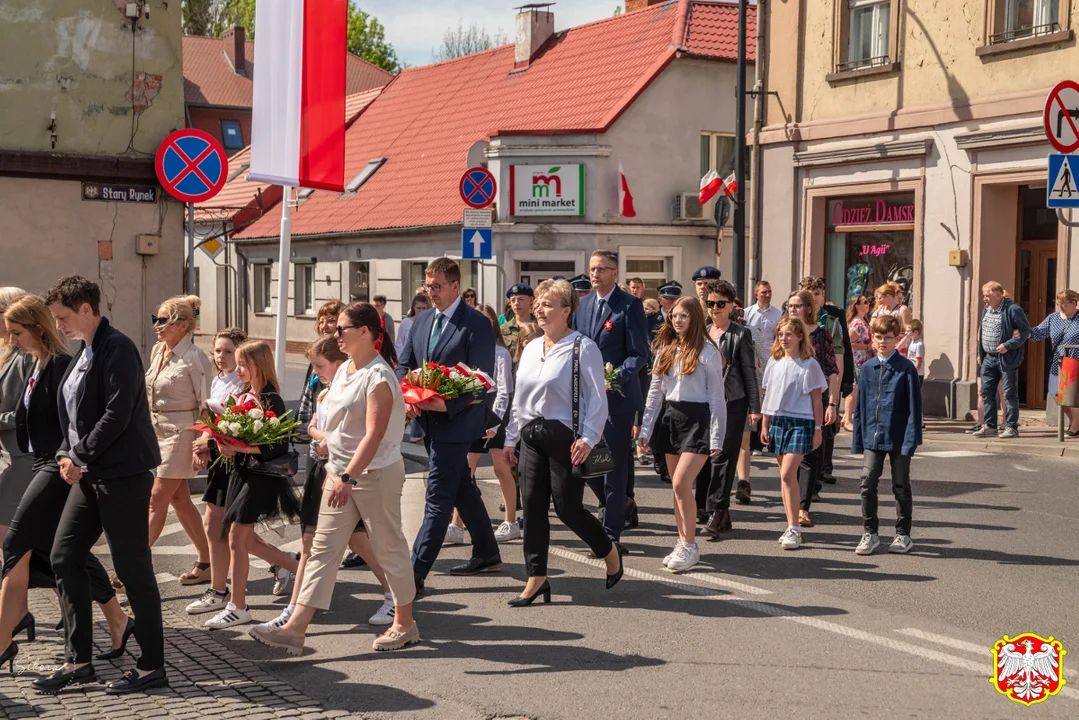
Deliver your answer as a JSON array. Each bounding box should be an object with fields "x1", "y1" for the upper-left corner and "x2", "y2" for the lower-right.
[{"x1": 991, "y1": 633, "x2": 1066, "y2": 706}]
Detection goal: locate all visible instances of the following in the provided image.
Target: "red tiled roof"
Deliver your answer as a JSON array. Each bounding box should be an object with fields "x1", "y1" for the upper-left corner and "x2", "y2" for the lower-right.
[
  {"x1": 237, "y1": 0, "x2": 752, "y2": 240},
  {"x1": 683, "y1": 1, "x2": 756, "y2": 61},
  {"x1": 183, "y1": 36, "x2": 394, "y2": 108}
]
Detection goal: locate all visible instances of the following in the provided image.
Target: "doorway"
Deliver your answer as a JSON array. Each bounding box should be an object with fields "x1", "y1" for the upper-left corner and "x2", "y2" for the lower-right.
[{"x1": 1014, "y1": 186, "x2": 1057, "y2": 409}]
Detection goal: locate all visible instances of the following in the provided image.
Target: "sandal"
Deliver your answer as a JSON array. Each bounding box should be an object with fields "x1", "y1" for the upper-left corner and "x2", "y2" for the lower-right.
[
  {"x1": 179, "y1": 562, "x2": 212, "y2": 586},
  {"x1": 110, "y1": 575, "x2": 126, "y2": 594},
  {"x1": 1067, "y1": 429, "x2": 1079, "y2": 438}
]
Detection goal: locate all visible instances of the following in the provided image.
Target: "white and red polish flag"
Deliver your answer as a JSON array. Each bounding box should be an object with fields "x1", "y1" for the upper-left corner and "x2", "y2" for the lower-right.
[
  {"x1": 619, "y1": 161, "x2": 637, "y2": 218},
  {"x1": 699, "y1": 170, "x2": 737, "y2": 205},
  {"x1": 249, "y1": 0, "x2": 347, "y2": 192}
]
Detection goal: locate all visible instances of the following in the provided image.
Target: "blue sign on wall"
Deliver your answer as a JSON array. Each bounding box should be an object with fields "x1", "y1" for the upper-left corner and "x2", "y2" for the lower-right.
[
  {"x1": 461, "y1": 228, "x2": 492, "y2": 260},
  {"x1": 1048, "y1": 154, "x2": 1079, "y2": 209}
]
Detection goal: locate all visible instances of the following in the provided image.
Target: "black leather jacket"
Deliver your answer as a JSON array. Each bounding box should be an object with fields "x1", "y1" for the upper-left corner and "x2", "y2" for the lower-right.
[{"x1": 714, "y1": 322, "x2": 760, "y2": 414}]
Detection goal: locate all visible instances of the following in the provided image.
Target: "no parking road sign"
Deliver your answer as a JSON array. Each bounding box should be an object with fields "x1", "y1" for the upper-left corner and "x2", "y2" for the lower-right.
[
  {"x1": 156, "y1": 129, "x2": 228, "y2": 203},
  {"x1": 460, "y1": 167, "x2": 497, "y2": 209},
  {"x1": 1044, "y1": 81, "x2": 1079, "y2": 154}
]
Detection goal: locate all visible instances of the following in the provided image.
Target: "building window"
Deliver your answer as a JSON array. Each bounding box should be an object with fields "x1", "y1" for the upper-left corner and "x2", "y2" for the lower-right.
[
  {"x1": 345, "y1": 158, "x2": 386, "y2": 193},
  {"x1": 518, "y1": 261, "x2": 575, "y2": 288},
  {"x1": 991, "y1": 0, "x2": 1059, "y2": 43},
  {"x1": 350, "y1": 261, "x2": 370, "y2": 303},
  {"x1": 254, "y1": 264, "x2": 272, "y2": 313},
  {"x1": 834, "y1": 0, "x2": 900, "y2": 75},
  {"x1": 700, "y1": 133, "x2": 735, "y2": 181},
  {"x1": 295, "y1": 264, "x2": 315, "y2": 315},
  {"x1": 824, "y1": 193, "x2": 916, "y2": 311},
  {"x1": 625, "y1": 258, "x2": 668, "y2": 299},
  {"x1": 220, "y1": 120, "x2": 244, "y2": 151},
  {"x1": 408, "y1": 262, "x2": 429, "y2": 299}
]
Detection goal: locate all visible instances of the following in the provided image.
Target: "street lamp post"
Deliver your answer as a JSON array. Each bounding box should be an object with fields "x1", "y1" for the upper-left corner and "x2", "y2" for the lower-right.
[{"x1": 732, "y1": 0, "x2": 748, "y2": 300}]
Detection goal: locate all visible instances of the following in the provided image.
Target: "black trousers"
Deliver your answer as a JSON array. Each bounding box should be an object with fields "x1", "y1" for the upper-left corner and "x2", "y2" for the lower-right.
[
  {"x1": 519, "y1": 419, "x2": 613, "y2": 577},
  {"x1": 2, "y1": 459, "x2": 115, "y2": 605},
  {"x1": 860, "y1": 449, "x2": 913, "y2": 535},
  {"x1": 698, "y1": 396, "x2": 749, "y2": 513},
  {"x1": 821, "y1": 406, "x2": 838, "y2": 478},
  {"x1": 51, "y1": 472, "x2": 163, "y2": 669},
  {"x1": 798, "y1": 390, "x2": 833, "y2": 512},
  {"x1": 587, "y1": 412, "x2": 633, "y2": 542}
]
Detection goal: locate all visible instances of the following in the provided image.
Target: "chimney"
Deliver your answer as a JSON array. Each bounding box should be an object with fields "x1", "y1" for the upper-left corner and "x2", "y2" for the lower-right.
[
  {"x1": 514, "y1": 4, "x2": 555, "y2": 70},
  {"x1": 625, "y1": 0, "x2": 667, "y2": 11},
  {"x1": 223, "y1": 25, "x2": 246, "y2": 76}
]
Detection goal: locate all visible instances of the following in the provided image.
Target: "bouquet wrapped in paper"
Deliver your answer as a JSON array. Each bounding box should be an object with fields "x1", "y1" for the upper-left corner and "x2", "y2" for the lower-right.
[
  {"x1": 604, "y1": 362, "x2": 624, "y2": 396},
  {"x1": 401, "y1": 362, "x2": 494, "y2": 406},
  {"x1": 192, "y1": 392, "x2": 302, "y2": 471}
]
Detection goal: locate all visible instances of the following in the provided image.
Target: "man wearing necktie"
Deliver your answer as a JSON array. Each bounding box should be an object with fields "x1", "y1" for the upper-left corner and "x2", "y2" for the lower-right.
[
  {"x1": 396, "y1": 258, "x2": 500, "y2": 590},
  {"x1": 572, "y1": 250, "x2": 649, "y2": 551}
]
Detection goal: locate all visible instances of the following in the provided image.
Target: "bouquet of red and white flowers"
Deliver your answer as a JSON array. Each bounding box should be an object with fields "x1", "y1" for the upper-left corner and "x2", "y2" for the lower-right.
[
  {"x1": 401, "y1": 362, "x2": 495, "y2": 406},
  {"x1": 192, "y1": 392, "x2": 302, "y2": 471}
]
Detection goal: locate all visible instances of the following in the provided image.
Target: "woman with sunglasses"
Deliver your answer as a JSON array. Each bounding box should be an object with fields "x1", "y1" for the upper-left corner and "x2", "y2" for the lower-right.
[
  {"x1": 697, "y1": 280, "x2": 760, "y2": 539},
  {"x1": 141, "y1": 295, "x2": 214, "y2": 592},
  {"x1": 462, "y1": 288, "x2": 478, "y2": 308},
  {"x1": 844, "y1": 295, "x2": 873, "y2": 432}
]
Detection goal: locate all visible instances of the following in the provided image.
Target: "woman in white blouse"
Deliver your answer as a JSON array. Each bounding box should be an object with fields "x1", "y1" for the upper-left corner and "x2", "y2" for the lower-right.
[
  {"x1": 638, "y1": 296, "x2": 725, "y2": 573},
  {"x1": 503, "y1": 279, "x2": 623, "y2": 607}
]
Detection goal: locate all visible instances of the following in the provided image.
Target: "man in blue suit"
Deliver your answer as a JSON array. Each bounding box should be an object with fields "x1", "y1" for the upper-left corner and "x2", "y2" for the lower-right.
[
  {"x1": 397, "y1": 258, "x2": 501, "y2": 588},
  {"x1": 572, "y1": 250, "x2": 649, "y2": 550}
]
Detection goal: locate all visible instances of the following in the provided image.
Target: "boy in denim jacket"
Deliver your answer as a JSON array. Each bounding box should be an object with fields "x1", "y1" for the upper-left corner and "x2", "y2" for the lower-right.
[{"x1": 851, "y1": 315, "x2": 922, "y2": 555}]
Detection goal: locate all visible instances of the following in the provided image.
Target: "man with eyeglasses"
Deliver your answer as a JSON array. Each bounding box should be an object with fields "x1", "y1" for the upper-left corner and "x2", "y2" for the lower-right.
[
  {"x1": 572, "y1": 250, "x2": 649, "y2": 551},
  {"x1": 396, "y1": 258, "x2": 500, "y2": 590}
]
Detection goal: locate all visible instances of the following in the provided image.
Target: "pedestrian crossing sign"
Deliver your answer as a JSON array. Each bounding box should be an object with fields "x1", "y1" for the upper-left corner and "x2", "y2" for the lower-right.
[{"x1": 1048, "y1": 154, "x2": 1079, "y2": 209}]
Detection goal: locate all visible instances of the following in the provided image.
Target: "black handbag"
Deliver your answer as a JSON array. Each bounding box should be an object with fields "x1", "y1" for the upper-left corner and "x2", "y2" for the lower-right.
[
  {"x1": 247, "y1": 448, "x2": 299, "y2": 479},
  {"x1": 571, "y1": 336, "x2": 615, "y2": 479}
]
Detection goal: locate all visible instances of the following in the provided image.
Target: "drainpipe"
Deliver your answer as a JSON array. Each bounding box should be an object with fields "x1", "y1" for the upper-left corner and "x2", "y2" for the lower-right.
[{"x1": 749, "y1": 0, "x2": 767, "y2": 289}]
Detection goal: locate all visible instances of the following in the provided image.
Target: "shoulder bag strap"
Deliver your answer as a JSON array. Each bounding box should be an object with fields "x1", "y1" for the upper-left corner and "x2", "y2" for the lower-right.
[{"x1": 572, "y1": 335, "x2": 582, "y2": 440}]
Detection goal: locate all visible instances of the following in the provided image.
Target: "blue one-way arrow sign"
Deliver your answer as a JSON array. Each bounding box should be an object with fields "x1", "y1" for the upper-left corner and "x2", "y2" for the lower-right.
[
  {"x1": 1048, "y1": 154, "x2": 1079, "y2": 209},
  {"x1": 462, "y1": 228, "x2": 492, "y2": 260}
]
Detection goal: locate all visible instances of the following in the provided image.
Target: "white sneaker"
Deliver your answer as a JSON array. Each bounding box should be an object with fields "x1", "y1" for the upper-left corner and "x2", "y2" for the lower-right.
[
  {"x1": 186, "y1": 588, "x2": 229, "y2": 615},
  {"x1": 779, "y1": 527, "x2": 802, "y2": 550},
  {"x1": 204, "y1": 602, "x2": 253, "y2": 629},
  {"x1": 270, "y1": 564, "x2": 293, "y2": 596},
  {"x1": 369, "y1": 599, "x2": 395, "y2": 626},
  {"x1": 256, "y1": 606, "x2": 293, "y2": 631},
  {"x1": 662, "y1": 542, "x2": 683, "y2": 567},
  {"x1": 494, "y1": 520, "x2": 521, "y2": 543},
  {"x1": 666, "y1": 543, "x2": 700, "y2": 572},
  {"x1": 888, "y1": 534, "x2": 913, "y2": 553},
  {"x1": 443, "y1": 524, "x2": 467, "y2": 546},
  {"x1": 855, "y1": 533, "x2": 880, "y2": 556}
]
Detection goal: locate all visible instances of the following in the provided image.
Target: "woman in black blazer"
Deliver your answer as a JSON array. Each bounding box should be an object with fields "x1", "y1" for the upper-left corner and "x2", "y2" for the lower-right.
[{"x1": 0, "y1": 296, "x2": 133, "y2": 674}]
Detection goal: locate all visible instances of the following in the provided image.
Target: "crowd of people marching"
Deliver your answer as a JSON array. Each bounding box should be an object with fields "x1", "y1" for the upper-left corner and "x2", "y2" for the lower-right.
[{"x1": 0, "y1": 255, "x2": 933, "y2": 694}]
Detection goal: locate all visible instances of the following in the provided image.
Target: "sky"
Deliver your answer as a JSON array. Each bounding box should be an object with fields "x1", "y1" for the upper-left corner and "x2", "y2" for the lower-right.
[{"x1": 359, "y1": 1, "x2": 626, "y2": 67}]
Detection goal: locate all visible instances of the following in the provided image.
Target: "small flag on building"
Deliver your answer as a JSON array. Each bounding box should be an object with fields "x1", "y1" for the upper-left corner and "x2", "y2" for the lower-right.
[
  {"x1": 699, "y1": 170, "x2": 737, "y2": 205},
  {"x1": 249, "y1": 0, "x2": 347, "y2": 192},
  {"x1": 619, "y1": 161, "x2": 636, "y2": 218}
]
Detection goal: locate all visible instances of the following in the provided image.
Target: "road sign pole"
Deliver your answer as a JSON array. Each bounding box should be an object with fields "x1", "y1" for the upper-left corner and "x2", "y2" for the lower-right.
[
  {"x1": 187, "y1": 202, "x2": 195, "y2": 295},
  {"x1": 274, "y1": 187, "x2": 293, "y2": 383}
]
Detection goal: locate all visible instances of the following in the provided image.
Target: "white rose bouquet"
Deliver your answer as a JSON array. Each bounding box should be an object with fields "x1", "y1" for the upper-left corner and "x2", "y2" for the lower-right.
[
  {"x1": 192, "y1": 392, "x2": 301, "y2": 471},
  {"x1": 604, "y1": 362, "x2": 624, "y2": 395}
]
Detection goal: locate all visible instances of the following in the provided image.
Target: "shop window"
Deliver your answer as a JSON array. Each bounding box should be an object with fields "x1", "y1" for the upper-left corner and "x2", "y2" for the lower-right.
[
  {"x1": 833, "y1": 0, "x2": 901, "y2": 75},
  {"x1": 990, "y1": 0, "x2": 1060, "y2": 44},
  {"x1": 295, "y1": 264, "x2": 315, "y2": 316},
  {"x1": 254, "y1": 264, "x2": 272, "y2": 313},
  {"x1": 825, "y1": 193, "x2": 916, "y2": 312},
  {"x1": 408, "y1": 262, "x2": 429, "y2": 297},
  {"x1": 220, "y1": 120, "x2": 244, "y2": 151},
  {"x1": 625, "y1": 258, "x2": 668, "y2": 299}
]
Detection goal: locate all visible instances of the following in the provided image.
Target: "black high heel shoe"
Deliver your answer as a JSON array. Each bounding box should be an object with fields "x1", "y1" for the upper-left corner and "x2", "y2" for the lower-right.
[
  {"x1": 605, "y1": 553, "x2": 624, "y2": 590},
  {"x1": 0, "y1": 641, "x2": 17, "y2": 675},
  {"x1": 96, "y1": 618, "x2": 135, "y2": 661},
  {"x1": 31, "y1": 663, "x2": 98, "y2": 695},
  {"x1": 13, "y1": 612, "x2": 35, "y2": 642},
  {"x1": 508, "y1": 580, "x2": 551, "y2": 607}
]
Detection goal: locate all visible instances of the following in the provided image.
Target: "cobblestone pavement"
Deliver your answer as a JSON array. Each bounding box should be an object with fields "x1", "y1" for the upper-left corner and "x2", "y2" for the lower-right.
[{"x1": 0, "y1": 592, "x2": 352, "y2": 720}]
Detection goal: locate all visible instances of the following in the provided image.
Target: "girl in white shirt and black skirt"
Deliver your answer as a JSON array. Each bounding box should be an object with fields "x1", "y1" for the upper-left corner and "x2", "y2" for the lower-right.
[{"x1": 638, "y1": 296, "x2": 726, "y2": 572}]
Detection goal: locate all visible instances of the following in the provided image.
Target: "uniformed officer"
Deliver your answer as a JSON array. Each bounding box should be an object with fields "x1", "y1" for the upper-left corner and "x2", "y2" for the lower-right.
[
  {"x1": 570, "y1": 274, "x2": 592, "y2": 298},
  {"x1": 692, "y1": 266, "x2": 722, "y2": 310},
  {"x1": 500, "y1": 283, "x2": 535, "y2": 351},
  {"x1": 657, "y1": 280, "x2": 682, "y2": 323}
]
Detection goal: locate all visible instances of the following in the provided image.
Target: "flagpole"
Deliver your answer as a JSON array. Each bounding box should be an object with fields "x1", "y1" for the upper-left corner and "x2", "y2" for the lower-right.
[{"x1": 274, "y1": 186, "x2": 293, "y2": 383}]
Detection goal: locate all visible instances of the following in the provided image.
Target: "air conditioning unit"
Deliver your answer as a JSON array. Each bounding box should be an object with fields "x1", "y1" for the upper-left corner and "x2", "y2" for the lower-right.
[{"x1": 674, "y1": 192, "x2": 705, "y2": 221}]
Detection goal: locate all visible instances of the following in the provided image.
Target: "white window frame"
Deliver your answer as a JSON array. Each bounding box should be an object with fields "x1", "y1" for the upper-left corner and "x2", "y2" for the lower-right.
[
  {"x1": 618, "y1": 246, "x2": 684, "y2": 296},
  {"x1": 847, "y1": 0, "x2": 891, "y2": 69},
  {"x1": 624, "y1": 257, "x2": 669, "y2": 299},
  {"x1": 295, "y1": 263, "x2": 316, "y2": 316},
  {"x1": 254, "y1": 264, "x2": 272, "y2": 313},
  {"x1": 700, "y1": 132, "x2": 736, "y2": 180},
  {"x1": 1004, "y1": 0, "x2": 1058, "y2": 37}
]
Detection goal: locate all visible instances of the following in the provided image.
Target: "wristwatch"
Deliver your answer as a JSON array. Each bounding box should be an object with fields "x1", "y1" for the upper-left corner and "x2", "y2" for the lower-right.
[
  {"x1": 828, "y1": 402, "x2": 839, "y2": 408},
  {"x1": 340, "y1": 472, "x2": 358, "y2": 486},
  {"x1": 814, "y1": 426, "x2": 823, "y2": 430}
]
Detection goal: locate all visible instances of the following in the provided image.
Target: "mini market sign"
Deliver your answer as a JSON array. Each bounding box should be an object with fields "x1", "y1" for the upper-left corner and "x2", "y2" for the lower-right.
[{"x1": 510, "y1": 164, "x2": 585, "y2": 216}]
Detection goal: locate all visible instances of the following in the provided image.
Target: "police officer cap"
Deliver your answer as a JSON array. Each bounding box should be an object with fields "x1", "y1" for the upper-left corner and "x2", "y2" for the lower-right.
[
  {"x1": 692, "y1": 266, "x2": 721, "y2": 281},
  {"x1": 658, "y1": 280, "x2": 682, "y2": 298},
  {"x1": 506, "y1": 283, "x2": 534, "y2": 299},
  {"x1": 569, "y1": 274, "x2": 592, "y2": 291}
]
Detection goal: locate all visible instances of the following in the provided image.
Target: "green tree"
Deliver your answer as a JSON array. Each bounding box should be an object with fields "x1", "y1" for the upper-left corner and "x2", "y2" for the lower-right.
[{"x1": 346, "y1": 4, "x2": 401, "y2": 72}]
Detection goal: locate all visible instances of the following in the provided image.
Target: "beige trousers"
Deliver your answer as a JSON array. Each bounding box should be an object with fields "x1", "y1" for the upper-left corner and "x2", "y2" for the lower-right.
[{"x1": 297, "y1": 460, "x2": 416, "y2": 609}]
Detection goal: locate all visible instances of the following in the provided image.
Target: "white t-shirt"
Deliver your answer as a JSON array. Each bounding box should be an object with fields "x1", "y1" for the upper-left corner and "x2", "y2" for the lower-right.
[
  {"x1": 322, "y1": 355, "x2": 406, "y2": 474},
  {"x1": 745, "y1": 304, "x2": 782, "y2": 348},
  {"x1": 207, "y1": 370, "x2": 244, "y2": 414},
  {"x1": 908, "y1": 339, "x2": 925, "y2": 376},
  {"x1": 760, "y1": 356, "x2": 828, "y2": 420}
]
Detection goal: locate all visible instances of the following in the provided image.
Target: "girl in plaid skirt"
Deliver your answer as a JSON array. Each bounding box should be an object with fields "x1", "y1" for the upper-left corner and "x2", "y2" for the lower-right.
[{"x1": 760, "y1": 317, "x2": 827, "y2": 550}]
